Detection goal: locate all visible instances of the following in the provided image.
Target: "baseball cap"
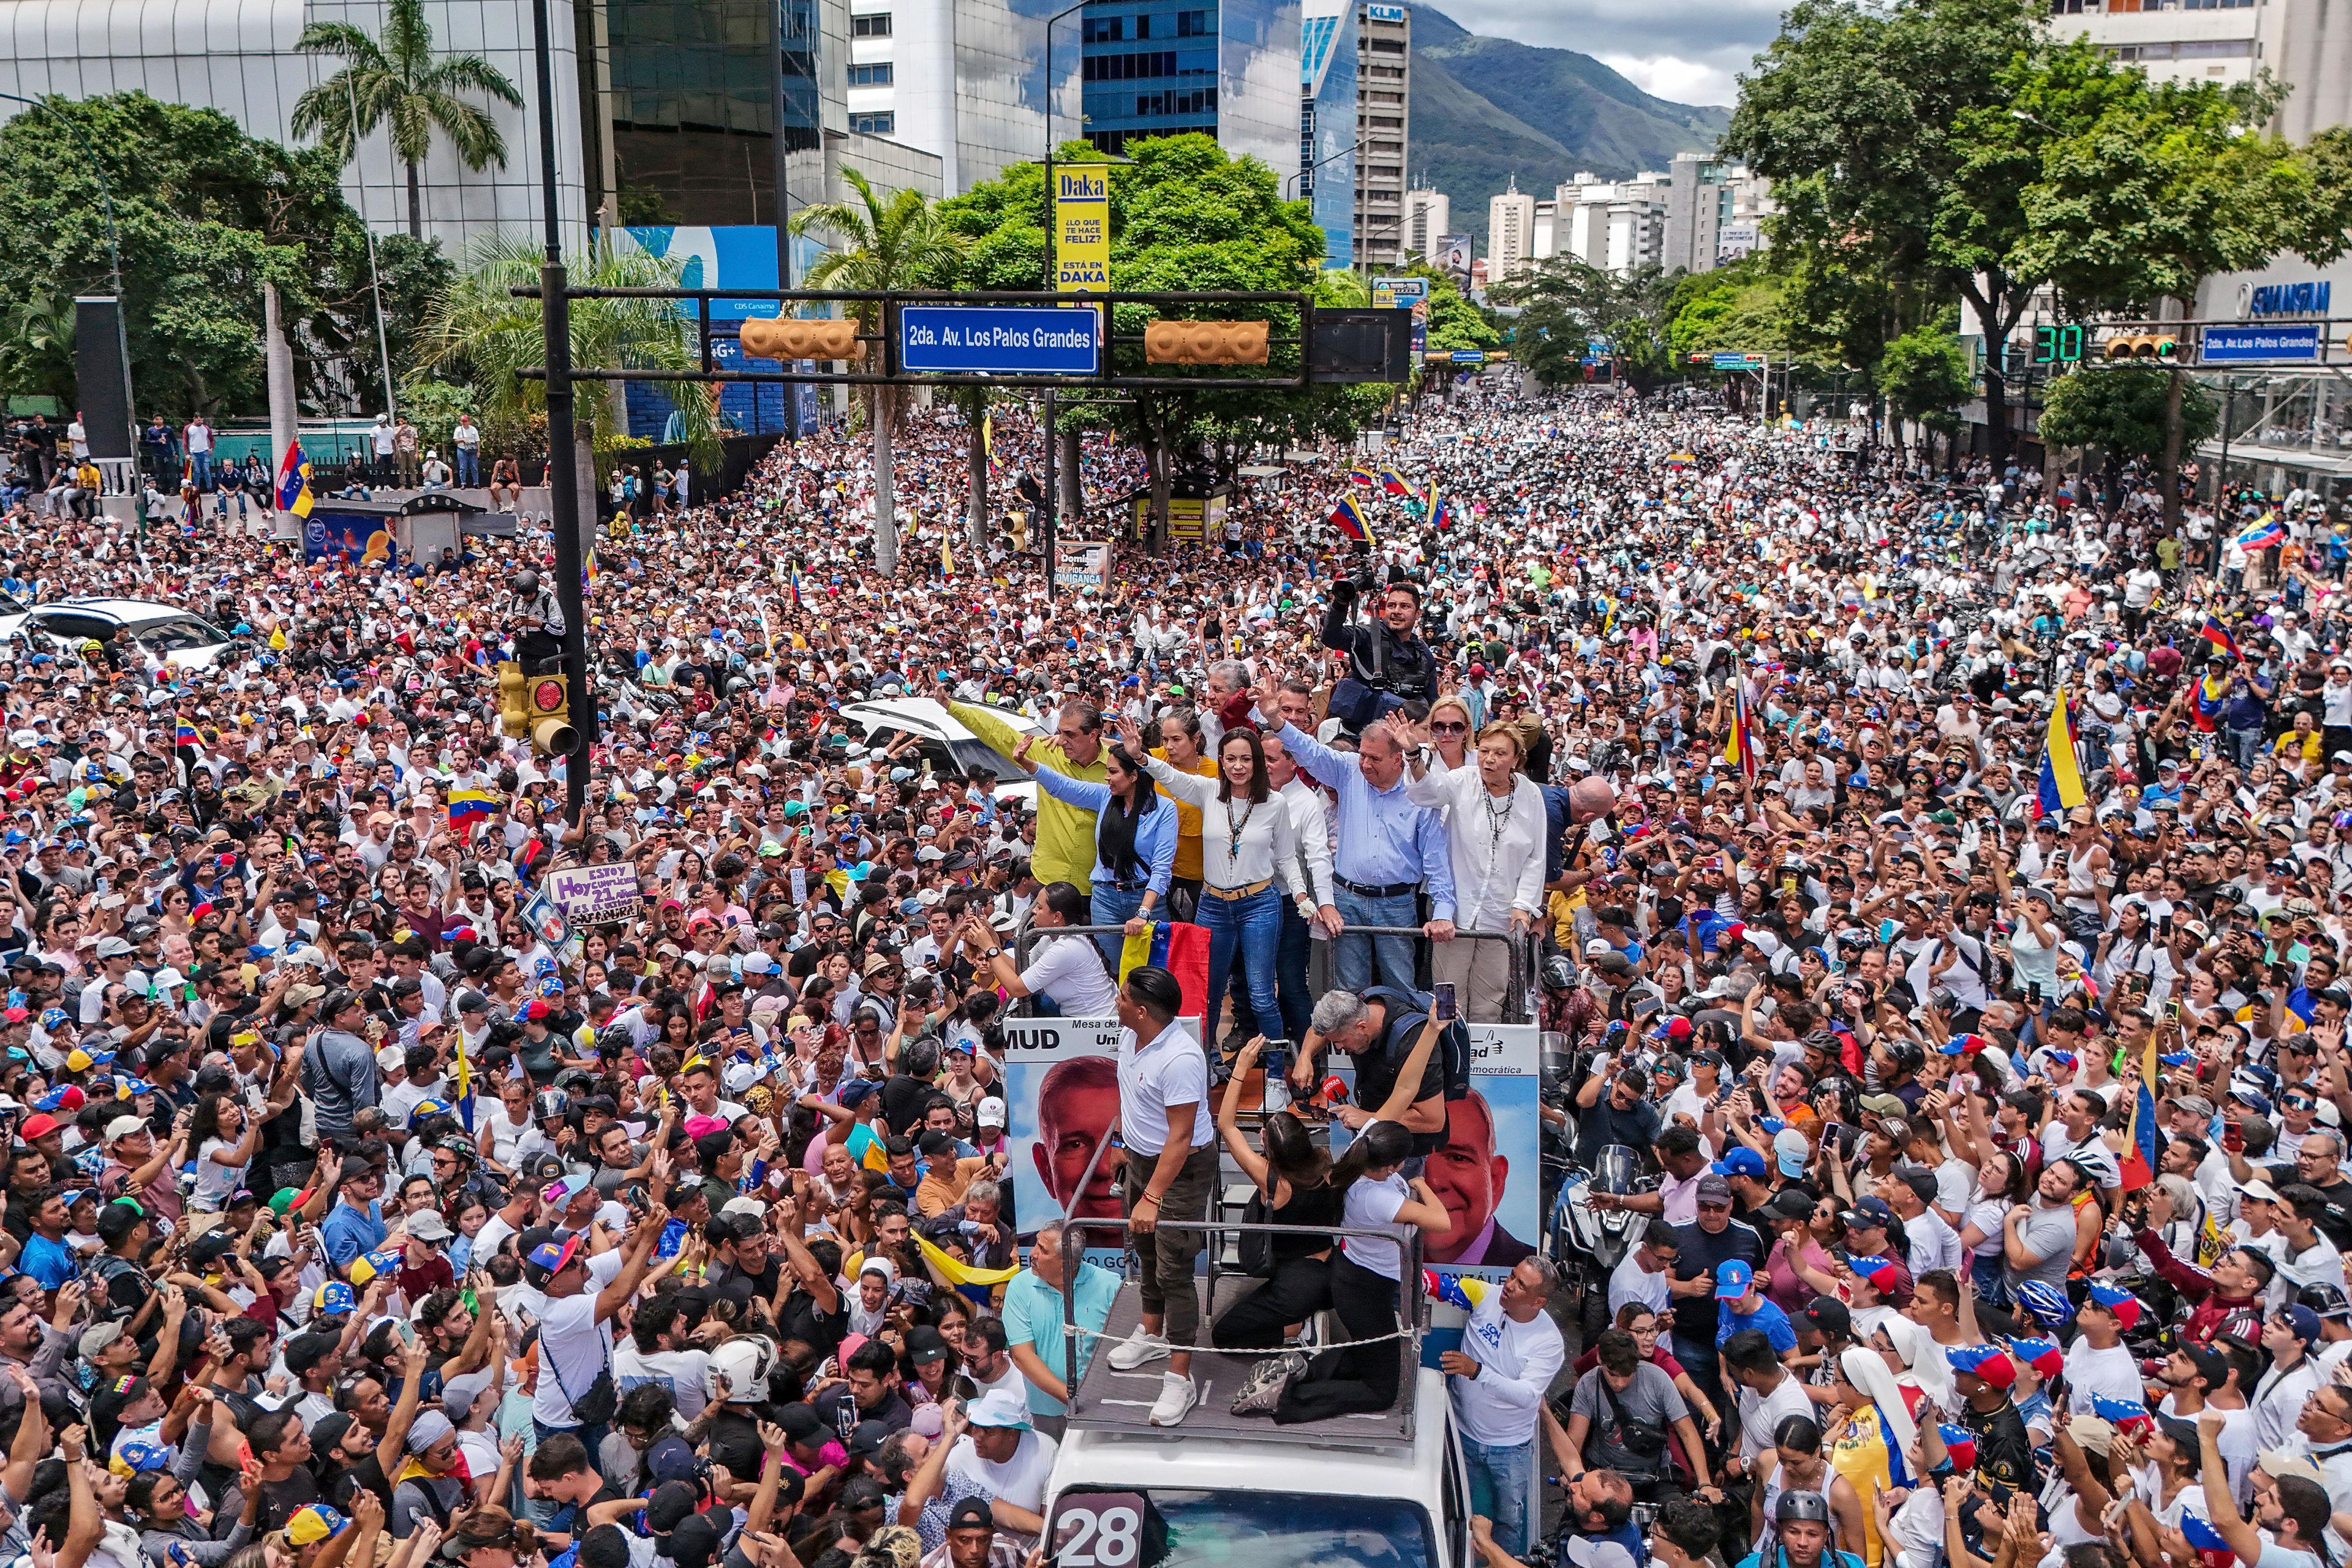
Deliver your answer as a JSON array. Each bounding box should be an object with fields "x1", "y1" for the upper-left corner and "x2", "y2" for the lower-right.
[
  {"x1": 1715, "y1": 1260, "x2": 1755, "y2": 1299},
  {"x1": 1712, "y1": 1146, "x2": 1766, "y2": 1180},
  {"x1": 1944, "y1": 1344, "x2": 2017, "y2": 1389},
  {"x1": 312, "y1": 1281, "x2": 355, "y2": 1316},
  {"x1": 966, "y1": 1389, "x2": 1031, "y2": 1430},
  {"x1": 1840, "y1": 1196, "x2": 1894, "y2": 1231},
  {"x1": 2086, "y1": 1281, "x2": 2143, "y2": 1330},
  {"x1": 285, "y1": 1506, "x2": 350, "y2": 1548},
  {"x1": 1772, "y1": 1127, "x2": 1811, "y2": 1177},
  {"x1": 1800, "y1": 1297, "x2": 1852, "y2": 1338},
  {"x1": 1694, "y1": 1173, "x2": 1733, "y2": 1204},
  {"x1": 522, "y1": 1227, "x2": 585, "y2": 1284}
]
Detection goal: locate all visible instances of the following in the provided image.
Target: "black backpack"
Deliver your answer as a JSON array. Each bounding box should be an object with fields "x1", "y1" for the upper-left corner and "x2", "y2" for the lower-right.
[{"x1": 1363, "y1": 985, "x2": 1473, "y2": 1104}]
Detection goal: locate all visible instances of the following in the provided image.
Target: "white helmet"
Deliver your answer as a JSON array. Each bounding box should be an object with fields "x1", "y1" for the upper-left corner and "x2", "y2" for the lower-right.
[{"x1": 705, "y1": 1334, "x2": 778, "y2": 1405}]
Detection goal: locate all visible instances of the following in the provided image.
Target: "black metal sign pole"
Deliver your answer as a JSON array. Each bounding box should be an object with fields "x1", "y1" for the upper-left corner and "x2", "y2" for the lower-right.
[{"x1": 532, "y1": 0, "x2": 593, "y2": 831}]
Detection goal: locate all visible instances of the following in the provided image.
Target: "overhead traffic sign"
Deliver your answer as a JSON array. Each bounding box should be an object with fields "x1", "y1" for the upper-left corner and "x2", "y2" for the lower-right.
[
  {"x1": 899, "y1": 307, "x2": 1101, "y2": 375},
  {"x1": 1450, "y1": 349, "x2": 1485, "y2": 364},
  {"x1": 1713, "y1": 352, "x2": 1766, "y2": 369},
  {"x1": 2200, "y1": 323, "x2": 2319, "y2": 363}
]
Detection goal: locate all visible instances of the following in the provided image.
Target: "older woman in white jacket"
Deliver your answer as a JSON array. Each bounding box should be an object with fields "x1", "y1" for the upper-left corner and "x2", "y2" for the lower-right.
[{"x1": 1393, "y1": 709, "x2": 1548, "y2": 1022}]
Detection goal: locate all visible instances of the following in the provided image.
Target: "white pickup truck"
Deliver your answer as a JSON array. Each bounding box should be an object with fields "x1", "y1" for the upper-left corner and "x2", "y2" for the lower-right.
[{"x1": 1039, "y1": 1270, "x2": 1482, "y2": 1568}]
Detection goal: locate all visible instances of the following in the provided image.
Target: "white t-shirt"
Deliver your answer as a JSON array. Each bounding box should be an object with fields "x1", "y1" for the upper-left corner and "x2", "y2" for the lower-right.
[
  {"x1": 532, "y1": 1248, "x2": 625, "y2": 1429},
  {"x1": 614, "y1": 1343, "x2": 711, "y2": 1420},
  {"x1": 1342, "y1": 1171, "x2": 1411, "y2": 1280},
  {"x1": 2063, "y1": 1338, "x2": 2146, "y2": 1416},
  {"x1": 1608, "y1": 1252, "x2": 1672, "y2": 1318},
  {"x1": 1019, "y1": 935, "x2": 1117, "y2": 1017},
  {"x1": 1904, "y1": 1209, "x2": 1964, "y2": 1278},
  {"x1": 943, "y1": 1427, "x2": 1058, "y2": 1516},
  {"x1": 1738, "y1": 1372, "x2": 1818, "y2": 1461}
]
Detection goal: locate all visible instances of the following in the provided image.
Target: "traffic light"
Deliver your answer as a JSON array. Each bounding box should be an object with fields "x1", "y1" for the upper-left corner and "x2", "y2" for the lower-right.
[
  {"x1": 1144, "y1": 318, "x2": 1270, "y2": 366},
  {"x1": 738, "y1": 317, "x2": 865, "y2": 362},
  {"x1": 525, "y1": 671, "x2": 577, "y2": 756},
  {"x1": 496, "y1": 662, "x2": 528, "y2": 736},
  {"x1": 2103, "y1": 333, "x2": 2179, "y2": 361}
]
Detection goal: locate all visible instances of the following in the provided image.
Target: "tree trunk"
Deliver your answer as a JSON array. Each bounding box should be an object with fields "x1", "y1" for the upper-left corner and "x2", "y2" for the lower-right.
[
  {"x1": 405, "y1": 159, "x2": 423, "y2": 241},
  {"x1": 1981, "y1": 363, "x2": 2011, "y2": 473},
  {"x1": 2160, "y1": 364, "x2": 2186, "y2": 535},
  {"x1": 1145, "y1": 401, "x2": 1171, "y2": 554},
  {"x1": 872, "y1": 392, "x2": 897, "y2": 575},
  {"x1": 967, "y1": 399, "x2": 987, "y2": 556}
]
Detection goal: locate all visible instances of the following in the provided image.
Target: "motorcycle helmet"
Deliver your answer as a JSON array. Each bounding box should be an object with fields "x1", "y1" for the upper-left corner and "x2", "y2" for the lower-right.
[
  {"x1": 1774, "y1": 1491, "x2": 1833, "y2": 1525},
  {"x1": 706, "y1": 1333, "x2": 778, "y2": 1405},
  {"x1": 510, "y1": 570, "x2": 540, "y2": 597},
  {"x1": 1542, "y1": 956, "x2": 1576, "y2": 992},
  {"x1": 532, "y1": 1088, "x2": 571, "y2": 1123}
]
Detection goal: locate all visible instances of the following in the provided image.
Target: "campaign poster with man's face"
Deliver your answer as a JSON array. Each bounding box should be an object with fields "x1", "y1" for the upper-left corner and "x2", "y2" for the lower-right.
[
  {"x1": 1000, "y1": 1014, "x2": 1200, "y2": 1249},
  {"x1": 1330, "y1": 1021, "x2": 1540, "y2": 1281}
]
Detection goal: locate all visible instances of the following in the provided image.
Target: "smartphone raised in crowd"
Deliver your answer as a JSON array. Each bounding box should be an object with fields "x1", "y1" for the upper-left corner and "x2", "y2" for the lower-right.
[{"x1": 1432, "y1": 982, "x2": 1458, "y2": 1023}]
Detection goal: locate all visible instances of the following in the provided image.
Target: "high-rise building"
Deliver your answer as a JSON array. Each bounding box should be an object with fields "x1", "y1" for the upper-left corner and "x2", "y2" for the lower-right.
[
  {"x1": 1402, "y1": 187, "x2": 1448, "y2": 260},
  {"x1": 1487, "y1": 176, "x2": 1534, "y2": 282},
  {"x1": 837, "y1": 0, "x2": 1085, "y2": 194},
  {"x1": 1300, "y1": 0, "x2": 1356, "y2": 266},
  {"x1": 1549, "y1": 160, "x2": 1768, "y2": 276},
  {"x1": 2047, "y1": 0, "x2": 2348, "y2": 144},
  {"x1": 1079, "y1": 0, "x2": 1303, "y2": 182},
  {"x1": 1353, "y1": 1, "x2": 1409, "y2": 268}
]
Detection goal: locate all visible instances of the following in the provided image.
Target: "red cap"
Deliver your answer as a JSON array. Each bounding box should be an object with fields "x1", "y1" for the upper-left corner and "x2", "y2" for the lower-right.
[
  {"x1": 19, "y1": 1114, "x2": 59, "y2": 1140},
  {"x1": 524, "y1": 999, "x2": 552, "y2": 1021}
]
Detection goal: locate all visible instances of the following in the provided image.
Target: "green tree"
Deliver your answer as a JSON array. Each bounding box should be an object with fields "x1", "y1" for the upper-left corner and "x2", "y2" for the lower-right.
[
  {"x1": 0, "y1": 292, "x2": 77, "y2": 410},
  {"x1": 2036, "y1": 363, "x2": 2218, "y2": 502},
  {"x1": 418, "y1": 233, "x2": 721, "y2": 497},
  {"x1": 1498, "y1": 258, "x2": 1675, "y2": 388},
  {"x1": 793, "y1": 168, "x2": 967, "y2": 575},
  {"x1": 1725, "y1": 0, "x2": 2052, "y2": 464},
  {"x1": 292, "y1": 0, "x2": 524, "y2": 240},
  {"x1": 0, "y1": 92, "x2": 397, "y2": 418},
  {"x1": 2018, "y1": 66, "x2": 2351, "y2": 526},
  {"x1": 1875, "y1": 323, "x2": 1973, "y2": 462}
]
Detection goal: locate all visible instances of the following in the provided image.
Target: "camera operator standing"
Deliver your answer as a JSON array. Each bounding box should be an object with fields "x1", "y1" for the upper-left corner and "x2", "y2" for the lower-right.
[
  {"x1": 1322, "y1": 568, "x2": 1436, "y2": 734},
  {"x1": 509, "y1": 569, "x2": 567, "y2": 673}
]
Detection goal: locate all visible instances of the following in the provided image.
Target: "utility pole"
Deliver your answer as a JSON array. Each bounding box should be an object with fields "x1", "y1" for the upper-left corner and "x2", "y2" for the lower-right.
[{"x1": 531, "y1": 0, "x2": 593, "y2": 831}]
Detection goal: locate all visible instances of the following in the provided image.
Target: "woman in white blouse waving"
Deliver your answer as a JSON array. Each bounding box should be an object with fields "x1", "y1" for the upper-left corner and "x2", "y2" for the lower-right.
[
  {"x1": 1118, "y1": 716, "x2": 1302, "y2": 1047},
  {"x1": 1396, "y1": 709, "x2": 1548, "y2": 1021}
]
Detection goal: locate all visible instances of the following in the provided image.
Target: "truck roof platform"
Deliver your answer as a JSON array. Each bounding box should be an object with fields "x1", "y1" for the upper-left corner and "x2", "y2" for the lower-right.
[{"x1": 1063, "y1": 1275, "x2": 1420, "y2": 1449}]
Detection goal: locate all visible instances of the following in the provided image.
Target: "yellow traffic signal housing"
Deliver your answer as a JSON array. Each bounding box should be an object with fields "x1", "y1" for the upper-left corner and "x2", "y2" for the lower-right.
[
  {"x1": 2103, "y1": 333, "x2": 2179, "y2": 361},
  {"x1": 739, "y1": 317, "x2": 864, "y2": 362},
  {"x1": 1145, "y1": 318, "x2": 1272, "y2": 365},
  {"x1": 526, "y1": 672, "x2": 578, "y2": 756},
  {"x1": 496, "y1": 662, "x2": 529, "y2": 736}
]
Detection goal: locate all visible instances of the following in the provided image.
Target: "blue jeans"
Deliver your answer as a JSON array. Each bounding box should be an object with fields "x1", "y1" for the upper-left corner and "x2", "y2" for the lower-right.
[
  {"x1": 1091, "y1": 881, "x2": 1147, "y2": 971},
  {"x1": 2225, "y1": 726, "x2": 2264, "y2": 769},
  {"x1": 1334, "y1": 886, "x2": 1418, "y2": 995},
  {"x1": 455, "y1": 448, "x2": 480, "y2": 485},
  {"x1": 1200, "y1": 884, "x2": 1282, "y2": 1045},
  {"x1": 189, "y1": 451, "x2": 213, "y2": 489},
  {"x1": 1461, "y1": 1434, "x2": 1537, "y2": 1556},
  {"x1": 1275, "y1": 898, "x2": 1313, "y2": 1041}
]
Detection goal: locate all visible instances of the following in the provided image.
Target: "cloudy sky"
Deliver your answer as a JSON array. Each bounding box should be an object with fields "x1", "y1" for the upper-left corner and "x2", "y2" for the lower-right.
[{"x1": 1429, "y1": 0, "x2": 1781, "y2": 105}]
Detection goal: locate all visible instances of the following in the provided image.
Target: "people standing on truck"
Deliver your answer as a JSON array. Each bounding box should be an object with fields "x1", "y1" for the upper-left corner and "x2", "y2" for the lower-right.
[
  {"x1": 1098, "y1": 966, "x2": 1216, "y2": 1428},
  {"x1": 1442, "y1": 1256, "x2": 1566, "y2": 1559}
]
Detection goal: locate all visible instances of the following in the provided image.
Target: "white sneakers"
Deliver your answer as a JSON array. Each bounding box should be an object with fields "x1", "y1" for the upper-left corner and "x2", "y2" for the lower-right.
[
  {"x1": 1106, "y1": 1330, "x2": 1171, "y2": 1371},
  {"x1": 1149, "y1": 1371, "x2": 1198, "y2": 1426}
]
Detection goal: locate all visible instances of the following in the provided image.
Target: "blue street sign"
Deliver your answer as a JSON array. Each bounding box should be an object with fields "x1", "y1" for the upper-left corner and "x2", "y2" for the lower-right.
[
  {"x1": 1450, "y1": 349, "x2": 1485, "y2": 363},
  {"x1": 899, "y1": 306, "x2": 1099, "y2": 375},
  {"x1": 2201, "y1": 323, "x2": 2320, "y2": 363}
]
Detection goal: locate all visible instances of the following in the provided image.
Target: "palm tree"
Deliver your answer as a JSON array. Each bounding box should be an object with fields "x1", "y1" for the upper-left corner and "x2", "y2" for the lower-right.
[
  {"x1": 290, "y1": 0, "x2": 524, "y2": 241},
  {"x1": 791, "y1": 169, "x2": 966, "y2": 575},
  {"x1": 417, "y1": 233, "x2": 722, "y2": 507}
]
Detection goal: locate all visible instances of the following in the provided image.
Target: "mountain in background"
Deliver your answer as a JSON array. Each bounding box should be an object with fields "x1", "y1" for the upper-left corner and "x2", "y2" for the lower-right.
[{"x1": 1406, "y1": 5, "x2": 1732, "y2": 256}]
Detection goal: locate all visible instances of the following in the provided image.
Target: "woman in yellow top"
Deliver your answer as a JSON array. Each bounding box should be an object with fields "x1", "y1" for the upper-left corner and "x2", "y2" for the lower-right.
[{"x1": 1150, "y1": 708, "x2": 1219, "y2": 922}]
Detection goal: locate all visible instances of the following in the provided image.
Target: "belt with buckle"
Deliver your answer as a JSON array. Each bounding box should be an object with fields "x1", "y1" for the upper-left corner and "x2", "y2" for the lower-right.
[
  {"x1": 1337, "y1": 876, "x2": 1419, "y2": 899},
  {"x1": 1202, "y1": 878, "x2": 1273, "y2": 902}
]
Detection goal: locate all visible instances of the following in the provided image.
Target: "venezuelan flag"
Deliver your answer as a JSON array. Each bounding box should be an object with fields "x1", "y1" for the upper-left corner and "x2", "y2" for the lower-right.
[
  {"x1": 275, "y1": 440, "x2": 314, "y2": 519},
  {"x1": 913, "y1": 1232, "x2": 1020, "y2": 1307},
  {"x1": 2237, "y1": 513, "x2": 2286, "y2": 550},
  {"x1": 2119, "y1": 1035, "x2": 2158, "y2": 1191},
  {"x1": 1727, "y1": 679, "x2": 1758, "y2": 785},
  {"x1": 982, "y1": 411, "x2": 999, "y2": 475},
  {"x1": 175, "y1": 723, "x2": 200, "y2": 752},
  {"x1": 1431, "y1": 489, "x2": 1456, "y2": 530},
  {"x1": 1346, "y1": 466, "x2": 1379, "y2": 487},
  {"x1": 452, "y1": 1031, "x2": 475, "y2": 1133},
  {"x1": 1378, "y1": 467, "x2": 1411, "y2": 496},
  {"x1": 448, "y1": 788, "x2": 501, "y2": 828},
  {"x1": 2199, "y1": 616, "x2": 2242, "y2": 660},
  {"x1": 788, "y1": 565, "x2": 805, "y2": 606},
  {"x1": 2036, "y1": 689, "x2": 2087, "y2": 819},
  {"x1": 1329, "y1": 494, "x2": 1374, "y2": 545},
  {"x1": 1117, "y1": 921, "x2": 1211, "y2": 1020}
]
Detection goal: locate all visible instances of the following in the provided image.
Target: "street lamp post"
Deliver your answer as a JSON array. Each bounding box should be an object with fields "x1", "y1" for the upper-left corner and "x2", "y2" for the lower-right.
[
  {"x1": 1040, "y1": 0, "x2": 1089, "y2": 603},
  {"x1": 0, "y1": 91, "x2": 136, "y2": 487},
  {"x1": 530, "y1": 0, "x2": 594, "y2": 832},
  {"x1": 1283, "y1": 137, "x2": 1363, "y2": 202}
]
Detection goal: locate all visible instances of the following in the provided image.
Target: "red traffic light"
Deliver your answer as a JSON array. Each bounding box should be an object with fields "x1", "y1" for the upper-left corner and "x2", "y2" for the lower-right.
[{"x1": 531, "y1": 679, "x2": 565, "y2": 713}]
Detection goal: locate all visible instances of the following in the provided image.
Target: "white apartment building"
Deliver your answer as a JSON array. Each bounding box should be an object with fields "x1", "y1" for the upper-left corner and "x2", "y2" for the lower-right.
[{"x1": 1487, "y1": 176, "x2": 1535, "y2": 282}]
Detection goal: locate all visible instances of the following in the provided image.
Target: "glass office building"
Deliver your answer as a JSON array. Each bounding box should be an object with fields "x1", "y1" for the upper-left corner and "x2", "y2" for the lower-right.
[
  {"x1": 600, "y1": 0, "x2": 828, "y2": 228},
  {"x1": 1080, "y1": 0, "x2": 1301, "y2": 184},
  {"x1": 1298, "y1": 0, "x2": 1353, "y2": 266}
]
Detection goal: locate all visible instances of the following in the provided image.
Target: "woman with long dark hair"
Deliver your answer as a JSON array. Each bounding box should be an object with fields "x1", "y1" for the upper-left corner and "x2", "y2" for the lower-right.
[
  {"x1": 1013, "y1": 729, "x2": 1174, "y2": 967},
  {"x1": 1210, "y1": 1036, "x2": 1340, "y2": 1352},
  {"x1": 1125, "y1": 718, "x2": 1299, "y2": 1046}
]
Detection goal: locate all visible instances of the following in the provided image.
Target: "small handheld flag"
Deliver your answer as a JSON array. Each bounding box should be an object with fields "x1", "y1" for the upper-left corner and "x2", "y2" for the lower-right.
[
  {"x1": 2199, "y1": 617, "x2": 2243, "y2": 661},
  {"x1": 1727, "y1": 679, "x2": 1759, "y2": 786},
  {"x1": 1329, "y1": 494, "x2": 1374, "y2": 545},
  {"x1": 1378, "y1": 467, "x2": 1410, "y2": 496},
  {"x1": 2237, "y1": 513, "x2": 2286, "y2": 551},
  {"x1": 1346, "y1": 466, "x2": 1380, "y2": 487},
  {"x1": 2037, "y1": 688, "x2": 2087, "y2": 820},
  {"x1": 175, "y1": 723, "x2": 200, "y2": 753},
  {"x1": 275, "y1": 440, "x2": 314, "y2": 519},
  {"x1": 447, "y1": 788, "x2": 501, "y2": 829}
]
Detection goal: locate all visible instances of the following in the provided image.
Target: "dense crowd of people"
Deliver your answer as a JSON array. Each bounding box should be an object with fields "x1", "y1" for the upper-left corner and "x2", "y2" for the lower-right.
[{"x1": 0, "y1": 372, "x2": 2339, "y2": 1568}]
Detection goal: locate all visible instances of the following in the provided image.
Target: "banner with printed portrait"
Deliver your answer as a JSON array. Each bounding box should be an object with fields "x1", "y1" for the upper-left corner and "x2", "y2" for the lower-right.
[{"x1": 1000, "y1": 1015, "x2": 1199, "y2": 1259}]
